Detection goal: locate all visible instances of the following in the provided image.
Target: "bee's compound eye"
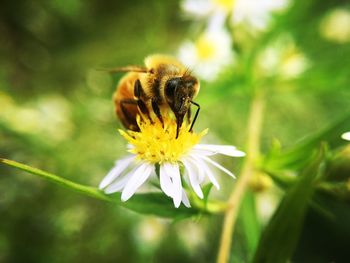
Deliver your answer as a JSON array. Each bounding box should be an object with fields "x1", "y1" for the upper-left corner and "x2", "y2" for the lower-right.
[{"x1": 165, "y1": 78, "x2": 180, "y2": 98}]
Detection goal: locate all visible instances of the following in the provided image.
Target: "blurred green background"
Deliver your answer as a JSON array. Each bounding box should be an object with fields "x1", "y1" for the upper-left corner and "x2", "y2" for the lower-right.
[{"x1": 1, "y1": 0, "x2": 350, "y2": 262}]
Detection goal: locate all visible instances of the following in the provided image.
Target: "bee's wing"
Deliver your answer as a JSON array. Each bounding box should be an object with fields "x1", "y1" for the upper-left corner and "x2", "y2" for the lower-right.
[{"x1": 98, "y1": 66, "x2": 149, "y2": 73}]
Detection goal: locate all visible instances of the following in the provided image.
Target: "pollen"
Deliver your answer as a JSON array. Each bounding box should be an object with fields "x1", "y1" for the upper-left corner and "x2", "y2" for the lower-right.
[{"x1": 119, "y1": 116, "x2": 208, "y2": 164}]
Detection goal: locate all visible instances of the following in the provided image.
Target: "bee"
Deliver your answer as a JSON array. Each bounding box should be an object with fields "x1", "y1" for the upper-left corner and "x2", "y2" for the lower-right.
[{"x1": 111, "y1": 54, "x2": 200, "y2": 138}]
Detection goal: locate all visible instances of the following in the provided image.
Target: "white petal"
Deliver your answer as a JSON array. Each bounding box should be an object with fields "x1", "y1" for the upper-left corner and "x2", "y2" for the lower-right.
[
  {"x1": 193, "y1": 144, "x2": 245, "y2": 157},
  {"x1": 341, "y1": 132, "x2": 350, "y2": 141},
  {"x1": 126, "y1": 144, "x2": 135, "y2": 150},
  {"x1": 121, "y1": 163, "x2": 154, "y2": 201},
  {"x1": 187, "y1": 156, "x2": 206, "y2": 183},
  {"x1": 201, "y1": 156, "x2": 236, "y2": 178},
  {"x1": 231, "y1": 0, "x2": 288, "y2": 30},
  {"x1": 99, "y1": 155, "x2": 135, "y2": 189},
  {"x1": 181, "y1": 0, "x2": 213, "y2": 17},
  {"x1": 190, "y1": 154, "x2": 220, "y2": 189},
  {"x1": 160, "y1": 163, "x2": 175, "y2": 197},
  {"x1": 178, "y1": 41, "x2": 198, "y2": 68},
  {"x1": 182, "y1": 159, "x2": 203, "y2": 199},
  {"x1": 181, "y1": 190, "x2": 191, "y2": 208},
  {"x1": 207, "y1": 11, "x2": 227, "y2": 31},
  {"x1": 166, "y1": 163, "x2": 182, "y2": 208},
  {"x1": 190, "y1": 148, "x2": 218, "y2": 156},
  {"x1": 104, "y1": 168, "x2": 135, "y2": 194}
]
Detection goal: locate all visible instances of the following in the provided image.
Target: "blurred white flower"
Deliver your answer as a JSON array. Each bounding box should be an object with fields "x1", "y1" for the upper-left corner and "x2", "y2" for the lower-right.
[
  {"x1": 231, "y1": 0, "x2": 289, "y2": 30},
  {"x1": 99, "y1": 117, "x2": 245, "y2": 208},
  {"x1": 177, "y1": 221, "x2": 206, "y2": 252},
  {"x1": 36, "y1": 96, "x2": 73, "y2": 141},
  {"x1": 178, "y1": 28, "x2": 234, "y2": 81},
  {"x1": 54, "y1": 205, "x2": 88, "y2": 236},
  {"x1": 181, "y1": 0, "x2": 289, "y2": 30},
  {"x1": 319, "y1": 8, "x2": 350, "y2": 44},
  {"x1": 341, "y1": 132, "x2": 350, "y2": 141},
  {"x1": 135, "y1": 218, "x2": 166, "y2": 247},
  {"x1": 0, "y1": 93, "x2": 73, "y2": 142},
  {"x1": 182, "y1": 0, "x2": 234, "y2": 18},
  {"x1": 256, "y1": 35, "x2": 310, "y2": 79}
]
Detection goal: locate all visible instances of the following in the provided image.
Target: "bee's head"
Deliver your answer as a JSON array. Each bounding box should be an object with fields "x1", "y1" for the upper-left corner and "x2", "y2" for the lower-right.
[{"x1": 165, "y1": 75, "x2": 198, "y2": 137}]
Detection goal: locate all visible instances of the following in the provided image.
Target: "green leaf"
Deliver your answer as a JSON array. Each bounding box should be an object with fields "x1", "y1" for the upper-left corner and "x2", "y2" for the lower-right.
[
  {"x1": 293, "y1": 190, "x2": 350, "y2": 262},
  {"x1": 238, "y1": 191, "x2": 261, "y2": 261},
  {"x1": 202, "y1": 183, "x2": 213, "y2": 206},
  {"x1": 317, "y1": 181, "x2": 350, "y2": 202},
  {"x1": 263, "y1": 111, "x2": 350, "y2": 170},
  {"x1": 0, "y1": 158, "x2": 199, "y2": 218},
  {"x1": 265, "y1": 170, "x2": 297, "y2": 190},
  {"x1": 252, "y1": 146, "x2": 325, "y2": 263},
  {"x1": 113, "y1": 192, "x2": 198, "y2": 218}
]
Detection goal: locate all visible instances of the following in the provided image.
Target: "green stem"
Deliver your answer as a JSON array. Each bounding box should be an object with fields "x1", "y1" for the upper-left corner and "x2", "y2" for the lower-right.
[
  {"x1": 0, "y1": 158, "x2": 226, "y2": 215},
  {"x1": 191, "y1": 195, "x2": 228, "y2": 214},
  {"x1": 0, "y1": 158, "x2": 114, "y2": 203},
  {"x1": 217, "y1": 90, "x2": 265, "y2": 263}
]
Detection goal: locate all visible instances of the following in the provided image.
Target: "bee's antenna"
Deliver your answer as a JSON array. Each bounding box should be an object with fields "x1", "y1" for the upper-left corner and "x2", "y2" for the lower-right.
[
  {"x1": 96, "y1": 66, "x2": 150, "y2": 74},
  {"x1": 182, "y1": 67, "x2": 194, "y2": 77},
  {"x1": 183, "y1": 67, "x2": 190, "y2": 77},
  {"x1": 189, "y1": 100, "x2": 200, "y2": 132}
]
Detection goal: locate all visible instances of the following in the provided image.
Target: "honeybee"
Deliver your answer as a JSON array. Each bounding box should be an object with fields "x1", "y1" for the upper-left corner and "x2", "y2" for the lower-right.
[{"x1": 111, "y1": 54, "x2": 200, "y2": 138}]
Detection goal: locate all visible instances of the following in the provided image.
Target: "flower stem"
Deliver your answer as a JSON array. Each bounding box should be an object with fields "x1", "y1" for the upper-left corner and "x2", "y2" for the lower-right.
[
  {"x1": 0, "y1": 158, "x2": 113, "y2": 202},
  {"x1": 217, "y1": 90, "x2": 265, "y2": 263}
]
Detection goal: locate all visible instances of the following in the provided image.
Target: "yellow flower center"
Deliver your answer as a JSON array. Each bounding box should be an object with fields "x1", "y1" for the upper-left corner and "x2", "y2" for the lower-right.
[
  {"x1": 213, "y1": 0, "x2": 235, "y2": 12},
  {"x1": 196, "y1": 35, "x2": 217, "y2": 60},
  {"x1": 119, "y1": 116, "x2": 208, "y2": 164}
]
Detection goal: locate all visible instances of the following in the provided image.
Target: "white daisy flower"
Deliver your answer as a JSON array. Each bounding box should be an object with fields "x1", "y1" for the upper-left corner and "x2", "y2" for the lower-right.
[
  {"x1": 231, "y1": 0, "x2": 289, "y2": 30},
  {"x1": 178, "y1": 28, "x2": 234, "y2": 82},
  {"x1": 256, "y1": 35, "x2": 310, "y2": 79},
  {"x1": 99, "y1": 117, "x2": 245, "y2": 208},
  {"x1": 182, "y1": 0, "x2": 234, "y2": 19},
  {"x1": 341, "y1": 132, "x2": 350, "y2": 141},
  {"x1": 181, "y1": 0, "x2": 289, "y2": 30}
]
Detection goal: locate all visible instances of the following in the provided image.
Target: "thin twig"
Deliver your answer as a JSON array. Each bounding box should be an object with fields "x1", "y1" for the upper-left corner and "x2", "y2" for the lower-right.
[{"x1": 217, "y1": 91, "x2": 265, "y2": 263}]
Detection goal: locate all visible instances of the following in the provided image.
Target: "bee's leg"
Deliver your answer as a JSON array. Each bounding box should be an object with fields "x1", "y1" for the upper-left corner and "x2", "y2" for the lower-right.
[
  {"x1": 120, "y1": 99, "x2": 137, "y2": 116},
  {"x1": 120, "y1": 99, "x2": 139, "y2": 130},
  {"x1": 137, "y1": 100, "x2": 153, "y2": 124},
  {"x1": 187, "y1": 106, "x2": 192, "y2": 124},
  {"x1": 189, "y1": 101, "x2": 200, "y2": 132},
  {"x1": 176, "y1": 115, "x2": 184, "y2": 139},
  {"x1": 151, "y1": 100, "x2": 164, "y2": 127},
  {"x1": 134, "y1": 79, "x2": 153, "y2": 123}
]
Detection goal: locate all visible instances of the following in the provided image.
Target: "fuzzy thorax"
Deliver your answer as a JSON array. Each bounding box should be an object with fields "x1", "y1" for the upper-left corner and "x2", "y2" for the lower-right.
[{"x1": 119, "y1": 116, "x2": 208, "y2": 164}]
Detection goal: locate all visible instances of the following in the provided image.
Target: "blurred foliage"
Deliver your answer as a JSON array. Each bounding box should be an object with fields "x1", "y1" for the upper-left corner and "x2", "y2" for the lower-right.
[
  {"x1": 253, "y1": 146, "x2": 325, "y2": 263},
  {"x1": 1, "y1": 0, "x2": 350, "y2": 262}
]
